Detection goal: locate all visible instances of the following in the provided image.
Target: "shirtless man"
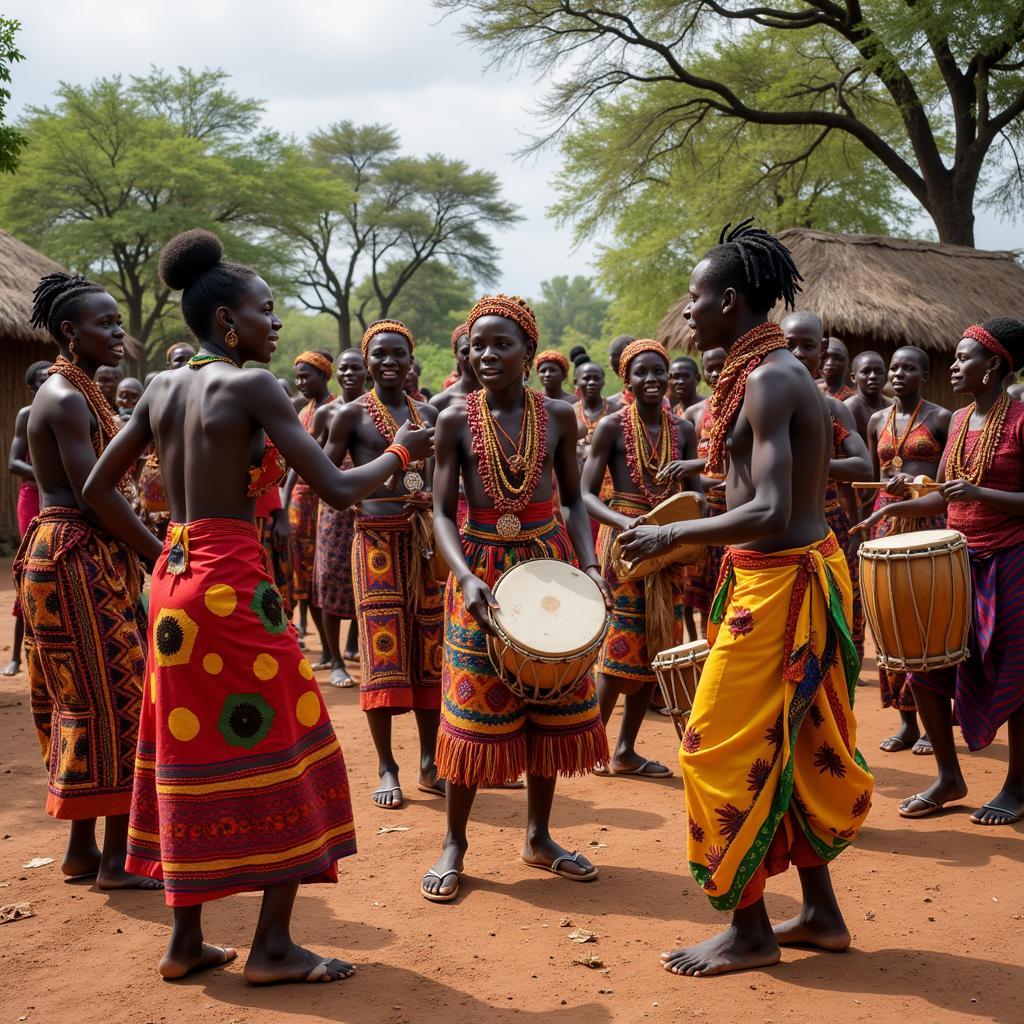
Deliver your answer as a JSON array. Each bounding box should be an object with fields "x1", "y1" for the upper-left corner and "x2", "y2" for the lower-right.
[
  {"x1": 818, "y1": 338, "x2": 855, "y2": 400},
  {"x1": 845, "y1": 350, "x2": 891, "y2": 442},
  {"x1": 431, "y1": 324, "x2": 477, "y2": 414},
  {"x1": 683, "y1": 348, "x2": 726, "y2": 434},
  {"x1": 604, "y1": 335, "x2": 635, "y2": 413},
  {"x1": 619, "y1": 220, "x2": 872, "y2": 978},
  {"x1": 94, "y1": 365, "x2": 123, "y2": 412},
  {"x1": 668, "y1": 356, "x2": 701, "y2": 416}
]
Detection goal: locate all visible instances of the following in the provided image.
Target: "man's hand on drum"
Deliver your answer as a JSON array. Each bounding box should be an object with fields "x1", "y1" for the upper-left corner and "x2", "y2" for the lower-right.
[
  {"x1": 619, "y1": 522, "x2": 678, "y2": 559},
  {"x1": 461, "y1": 575, "x2": 501, "y2": 634},
  {"x1": 584, "y1": 565, "x2": 614, "y2": 610},
  {"x1": 656, "y1": 458, "x2": 704, "y2": 484},
  {"x1": 883, "y1": 472, "x2": 912, "y2": 498},
  {"x1": 942, "y1": 479, "x2": 982, "y2": 503},
  {"x1": 852, "y1": 509, "x2": 887, "y2": 535}
]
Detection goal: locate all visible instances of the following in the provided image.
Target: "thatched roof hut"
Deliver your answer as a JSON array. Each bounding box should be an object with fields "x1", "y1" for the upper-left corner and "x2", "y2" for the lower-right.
[
  {"x1": 657, "y1": 229, "x2": 1024, "y2": 410},
  {"x1": 0, "y1": 231, "x2": 140, "y2": 547}
]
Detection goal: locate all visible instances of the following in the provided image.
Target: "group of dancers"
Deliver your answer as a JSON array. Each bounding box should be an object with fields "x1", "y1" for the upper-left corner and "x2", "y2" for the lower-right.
[{"x1": 9, "y1": 218, "x2": 1024, "y2": 984}]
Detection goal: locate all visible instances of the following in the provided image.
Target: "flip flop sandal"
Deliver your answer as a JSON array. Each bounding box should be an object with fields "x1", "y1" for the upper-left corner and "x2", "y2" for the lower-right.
[
  {"x1": 898, "y1": 793, "x2": 954, "y2": 819},
  {"x1": 911, "y1": 739, "x2": 934, "y2": 756},
  {"x1": 311, "y1": 660, "x2": 331, "y2": 670},
  {"x1": 329, "y1": 668, "x2": 355, "y2": 689},
  {"x1": 62, "y1": 871, "x2": 99, "y2": 884},
  {"x1": 879, "y1": 735, "x2": 910, "y2": 752},
  {"x1": 612, "y1": 759, "x2": 672, "y2": 778},
  {"x1": 303, "y1": 958, "x2": 355, "y2": 983},
  {"x1": 417, "y1": 780, "x2": 446, "y2": 797},
  {"x1": 523, "y1": 851, "x2": 598, "y2": 882},
  {"x1": 372, "y1": 786, "x2": 404, "y2": 810},
  {"x1": 970, "y1": 803, "x2": 1024, "y2": 826},
  {"x1": 421, "y1": 868, "x2": 461, "y2": 903}
]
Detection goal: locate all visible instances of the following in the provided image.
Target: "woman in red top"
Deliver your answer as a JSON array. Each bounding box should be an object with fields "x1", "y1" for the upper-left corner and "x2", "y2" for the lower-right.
[{"x1": 858, "y1": 318, "x2": 1024, "y2": 827}]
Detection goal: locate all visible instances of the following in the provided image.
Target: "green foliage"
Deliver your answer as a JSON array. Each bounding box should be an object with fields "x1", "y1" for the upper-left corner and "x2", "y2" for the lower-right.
[
  {"x1": 0, "y1": 68, "x2": 290, "y2": 369},
  {"x1": 531, "y1": 275, "x2": 609, "y2": 350},
  {"x1": 0, "y1": 17, "x2": 25, "y2": 174},
  {"x1": 270, "y1": 120, "x2": 521, "y2": 350}
]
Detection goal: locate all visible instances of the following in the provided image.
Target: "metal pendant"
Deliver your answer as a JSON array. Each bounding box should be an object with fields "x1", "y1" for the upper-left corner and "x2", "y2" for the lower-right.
[
  {"x1": 891, "y1": 455, "x2": 903, "y2": 470},
  {"x1": 404, "y1": 470, "x2": 424, "y2": 492},
  {"x1": 508, "y1": 454, "x2": 526, "y2": 475},
  {"x1": 167, "y1": 542, "x2": 188, "y2": 576},
  {"x1": 496, "y1": 513, "x2": 522, "y2": 539}
]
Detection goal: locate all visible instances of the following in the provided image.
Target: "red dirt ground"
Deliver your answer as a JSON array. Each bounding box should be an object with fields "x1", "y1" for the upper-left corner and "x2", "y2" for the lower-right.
[{"x1": 0, "y1": 559, "x2": 1021, "y2": 1024}]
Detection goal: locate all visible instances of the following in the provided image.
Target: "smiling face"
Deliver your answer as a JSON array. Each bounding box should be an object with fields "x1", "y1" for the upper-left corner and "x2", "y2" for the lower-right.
[
  {"x1": 64, "y1": 291, "x2": 126, "y2": 371},
  {"x1": 470, "y1": 315, "x2": 533, "y2": 391},
  {"x1": 627, "y1": 351, "x2": 669, "y2": 408},
  {"x1": 888, "y1": 347, "x2": 929, "y2": 400},
  {"x1": 853, "y1": 352, "x2": 886, "y2": 397},
  {"x1": 668, "y1": 359, "x2": 698, "y2": 404},
  {"x1": 217, "y1": 277, "x2": 281, "y2": 364},
  {"x1": 950, "y1": 337, "x2": 999, "y2": 396},
  {"x1": 336, "y1": 350, "x2": 366, "y2": 400},
  {"x1": 577, "y1": 362, "x2": 605, "y2": 401},
  {"x1": 367, "y1": 332, "x2": 413, "y2": 391},
  {"x1": 537, "y1": 359, "x2": 566, "y2": 394}
]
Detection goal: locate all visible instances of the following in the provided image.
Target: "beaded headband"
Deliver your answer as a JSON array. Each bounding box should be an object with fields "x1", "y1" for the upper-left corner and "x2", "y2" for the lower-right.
[
  {"x1": 451, "y1": 322, "x2": 469, "y2": 354},
  {"x1": 293, "y1": 350, "x2": 333, "y2": 377},
  {"x1": 619, "y1": 339, "x2": 669, "y2": 380},
  {"x1": 963, "y1": 324, "x2": 1013, "y2": 371},
  {"x1": 467, "y1": 294, "x2": 538, "y2": 343},
  {"x1": 535, "y1": 349, "x2": 569, "y2": 375},
  {"x1": 361, "y1": 319, "x2": 415, "y2": 361}
]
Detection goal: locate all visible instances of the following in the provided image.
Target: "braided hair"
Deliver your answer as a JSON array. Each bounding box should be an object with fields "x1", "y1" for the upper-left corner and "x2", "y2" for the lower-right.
[
  {"x1": 702, "y1": 218, "x2": 803, "y2": 314},
  {"x1": 30, "y1": 273, "x2": 108, "y2": 346},
  {"x1": 981, "y1": 317, "x2": 1024, "y2": 374}
]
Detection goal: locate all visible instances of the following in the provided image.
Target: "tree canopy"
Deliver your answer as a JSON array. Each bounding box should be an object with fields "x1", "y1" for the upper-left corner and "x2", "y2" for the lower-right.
[{"x1": 0, "y1": 18, "x2": 25, "y2": 174}]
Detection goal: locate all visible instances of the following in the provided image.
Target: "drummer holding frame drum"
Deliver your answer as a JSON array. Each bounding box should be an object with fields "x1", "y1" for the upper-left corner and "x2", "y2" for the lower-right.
[
  {"x1": 856, "y1": 318, "x2": 1024, "y2": 827},
  {"x1": 420, "y1": 294, "x2": 613, "y2": 904}
]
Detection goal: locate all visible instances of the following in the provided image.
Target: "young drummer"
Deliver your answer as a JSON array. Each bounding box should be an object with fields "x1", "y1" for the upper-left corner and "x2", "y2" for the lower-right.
[
  {"x1": 583, "y1": 340, "x2": 700, "y2": 777},
  {"x1": 325, "y1": 321, "x2": 444, "y2": 809},
  {"x1": 620, "y1": 221, "x2": 872, "y2": 977},
  {"x1": 312, "y1": 350, "x2": 368, "y2": 688},
  {"x1": 535, "y1": 350, "x2": 576, "y2": 405},
  {"x1": 420, "y1": 294, "x2": 611, "y2": 903},
  {"x1": 865, "y1": 347, "x2": 950, "y2": 755}
]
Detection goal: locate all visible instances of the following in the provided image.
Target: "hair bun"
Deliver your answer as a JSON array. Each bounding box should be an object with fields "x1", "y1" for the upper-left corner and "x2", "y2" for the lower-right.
[{"x1": 158, "y1": 229, "x2": 224, "y2": 291}]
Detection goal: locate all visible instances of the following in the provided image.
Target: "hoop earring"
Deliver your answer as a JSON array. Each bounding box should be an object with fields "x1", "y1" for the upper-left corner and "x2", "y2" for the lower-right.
[{"x1": 225, "y1": 329, "x2": 239, "y2": 349}]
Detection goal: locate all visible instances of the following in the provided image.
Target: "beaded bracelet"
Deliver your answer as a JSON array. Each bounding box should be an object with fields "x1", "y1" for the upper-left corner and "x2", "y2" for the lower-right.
[{"x1": 384, "y1": 443, "x2": 411, "y2": 470}]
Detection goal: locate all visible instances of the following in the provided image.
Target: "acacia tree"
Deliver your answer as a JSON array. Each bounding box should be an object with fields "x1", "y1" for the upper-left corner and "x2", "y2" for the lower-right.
[
  {"x1": 439, "y1": 0, "x2": 1024, "y2": 246},
  {"x1": 275, "y1": 121, "x2": 521, "y2": 349},
  {"x1": 0, "y1": 17, "x2": 24, "y2": 174}
]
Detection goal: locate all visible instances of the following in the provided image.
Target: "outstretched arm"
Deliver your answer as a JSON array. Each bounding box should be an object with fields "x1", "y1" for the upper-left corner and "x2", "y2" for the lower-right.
[{"x1": 581, "y1": 418, "x2": 631, "y2": 529}]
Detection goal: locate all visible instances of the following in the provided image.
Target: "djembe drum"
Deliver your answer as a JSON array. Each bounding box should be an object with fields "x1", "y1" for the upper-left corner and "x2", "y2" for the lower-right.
[
  {"x1": 859, "y1": 529, "x2": 971, "y2": 671},
  {"x1": 486, "y1": 559, "x2": 609, "y2": 704},
  {"x1": 651, "y1": 640, "x2": 709, "y2": 740}
]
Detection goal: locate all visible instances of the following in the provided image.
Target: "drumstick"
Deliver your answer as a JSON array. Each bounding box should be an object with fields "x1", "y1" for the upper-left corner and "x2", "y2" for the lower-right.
[{"x1": 852, "y1": 482, "x2": 887, "y2": 490}]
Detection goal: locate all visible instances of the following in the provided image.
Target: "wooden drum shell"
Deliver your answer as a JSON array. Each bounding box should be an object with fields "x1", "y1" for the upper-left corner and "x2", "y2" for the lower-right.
[
  {"x1": 651, "y1": 640, "x2": 709, "y2": 740},
  {"x1": 859, "y1": 530, "x2": 972, "y2": 672}
]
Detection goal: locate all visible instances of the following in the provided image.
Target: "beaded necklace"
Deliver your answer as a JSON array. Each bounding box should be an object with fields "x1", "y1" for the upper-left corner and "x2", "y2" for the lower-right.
[
  {"x1": 945, "y1": 392, "x2": 1011, "y2": 486},
  {"x1": 703, "y1": 321, "x2": 787, "y2": 474},
  {"x1": 580, "y1": 399, "x2": 608, "y2": 443},
  {"x1": 47, "y1": 356, "x2": 134, "y2": 499},
  {"x1": 187, "y1": 353, "x2": 236, "y2": 369},
  {"x1": 624, "y1": 401, "x2": 679, "y2": 505},
  {"x1": 466, "y1": 387, "x2": 548, "y2": 538},
  {"x1": 882, "y1": 399, "x2": 923, "y2": 471},
  {"x1": 365, "y1": 388, "x2": 426, "y2": 491}
]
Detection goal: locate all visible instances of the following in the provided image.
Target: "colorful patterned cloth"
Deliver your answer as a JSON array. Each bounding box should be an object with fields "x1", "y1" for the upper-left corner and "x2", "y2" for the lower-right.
[
  {"x1": 909, "y1": 541, "x2": 1024, "y2": 751},
  {"x1": 684, "y1": 483, "x2": 726, "y2": 616},
  {"x1": 436, "y1": 502, "x2": 609, "y2": 786},
  {"x1": 289, "y1": 484, "x2": 320, "y2": 604},
  {"x1": 126, "y1": 517, "x2": 355, "y2": 906},
  {"x1": 14, "y1": 507, "x2": 146, "y2": 819},
  {"x1": 827, "y1": 416, "x2": 864, "y2": 663},
  {"x1": 352, "y1": 511, "x2": 443, "y2": 712},
  {"x1": 595, "y1": 492, "x2": 686, "y2": 688},
  {"x1": 313, "y1": 502, "x2": 357, "y2": 619},
  {"x1": 681, "y1": 532, "x2": 873, "y2": 911}
]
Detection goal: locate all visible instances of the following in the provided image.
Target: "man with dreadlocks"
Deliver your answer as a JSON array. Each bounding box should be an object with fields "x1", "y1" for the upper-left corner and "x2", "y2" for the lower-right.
[
  {"x1": 14, "y1": 273, "x2": 161, "y2": 890},
  {"x1": 620, "y1": 220, "x2": 872, "y2": 978}
]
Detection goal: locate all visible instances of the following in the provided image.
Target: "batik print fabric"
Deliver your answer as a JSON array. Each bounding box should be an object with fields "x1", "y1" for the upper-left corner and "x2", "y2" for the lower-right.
[
  {"x1": 826, "y1": 416, "x2": 864, "y2": 663},
  {"x1": 681, "y1": 532, "x2": 873, "y2": 912},
  {"x1": 436, "y1": 502, "x2": 608, "y2": 786},
  {"x1": 14, "y1": 507, "x2": 146, "y2": 819},
  {"x1": 595, "y1": 492, "x2": 686, "y2": 688},
  {"x1": 312, "y1": 455, "x2": 356, "y2": 619},
  {"x1": 289, "y1": 486, "x2": 320, "y2": 603},
  {"x1": 352, "y1": 512, "x2": 442, "y2": 712},
  {"x1": 126, "y1": 517, "x2": 355, "y2": 906}
]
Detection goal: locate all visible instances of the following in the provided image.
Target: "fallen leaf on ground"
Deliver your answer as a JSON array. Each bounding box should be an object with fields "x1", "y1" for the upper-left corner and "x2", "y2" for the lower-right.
[
  {"x1": 573, "y1": 954, "x2": 604, "y2": 969},
  {"x1": 0, "y1": 902, "x2": 32, "y2": 924},
  {"x1": 22, "y1": 857, "x2": 53, "y2": 869},
  {"x1": 377, "y1": 826, "x2": 411, "y2": 835},
  {"x1": 568, "y1": 928, "x2": 597, "y2": 943}
]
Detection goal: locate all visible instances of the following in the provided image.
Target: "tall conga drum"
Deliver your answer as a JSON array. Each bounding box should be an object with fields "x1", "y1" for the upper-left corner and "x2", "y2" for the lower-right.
[
  {"x1": 859, "y1": 529, "x2": 971, "y2": 671},
  {"x1": 486, "y1": 559, "x2": 609, "y2": 704},
  {"x1": 651, "y1": 640, "x2": 709, "y2": 739}
]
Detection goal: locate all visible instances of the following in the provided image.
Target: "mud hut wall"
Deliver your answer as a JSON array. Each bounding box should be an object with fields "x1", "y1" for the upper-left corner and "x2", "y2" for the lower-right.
[{"x1": 0, "y1": 338, "x2": 41, "y2": 548}]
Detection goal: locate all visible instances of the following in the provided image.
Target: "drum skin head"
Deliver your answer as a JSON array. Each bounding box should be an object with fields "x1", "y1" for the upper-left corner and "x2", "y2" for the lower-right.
[
  {"x1": 491, "y1": 559, "x2": 606, "y2": 657},
  {"x1": 652, "y1": 639, "x2": 709, "y2": 667},
  {"x1": 860, "y1": 529, "x2": 963, "y2": 553}
]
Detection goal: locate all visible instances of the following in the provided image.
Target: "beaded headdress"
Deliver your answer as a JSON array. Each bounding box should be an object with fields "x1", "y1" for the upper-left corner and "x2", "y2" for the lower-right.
[
  {"x1": 963, "y1": 325, "x2": 1013, "y2": 370},
  {"x1": 535, "y1": 349, "x2": 569, "y2": 375},
  {"x1": 450, "y1": 323, "x2": 469, "y2": 354},
  {"x1": 293, "y1": 350, "x2": 333, "y2": 377},
  {"x1": 619, "y1": 339, "x2": 669, "y2": 380},
  {"x1": 361, "y1": 319, "x2": 415, "y2": 362},
  {"x1": 467, "y1": 294, "x2": 538, "y2": 344}
]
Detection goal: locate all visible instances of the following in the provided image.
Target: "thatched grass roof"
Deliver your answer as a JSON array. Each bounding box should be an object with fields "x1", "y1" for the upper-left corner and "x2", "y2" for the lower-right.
[
  {"x1": 0, "y1": 229, "x2": 140, "y2": 356},
  {"x1": 658, "y1": 229, "x2": 1024, "y2": 352}
]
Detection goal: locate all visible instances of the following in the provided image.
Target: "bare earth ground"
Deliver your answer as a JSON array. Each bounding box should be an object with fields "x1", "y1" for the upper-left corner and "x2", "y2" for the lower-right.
[{"x1": 0, "y1": 558, "x2": 1021, "y2": 1024}]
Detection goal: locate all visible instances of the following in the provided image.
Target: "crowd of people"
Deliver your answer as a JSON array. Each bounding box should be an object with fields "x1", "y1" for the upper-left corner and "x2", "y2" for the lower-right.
[{"x1": 7, "y1": 220, "x2": 1024, "y2": 984}]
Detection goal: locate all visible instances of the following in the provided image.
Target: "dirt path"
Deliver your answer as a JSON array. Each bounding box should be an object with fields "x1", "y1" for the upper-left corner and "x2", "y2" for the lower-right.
[{"x1": 0, "y1": 558, "x2": 1020, "y2": 1024}]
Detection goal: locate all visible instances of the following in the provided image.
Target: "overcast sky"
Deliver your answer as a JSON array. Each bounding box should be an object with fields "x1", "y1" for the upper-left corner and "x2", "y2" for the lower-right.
[{"x1": 4, "y1": 0, "x2": 1020, "y2": 303}]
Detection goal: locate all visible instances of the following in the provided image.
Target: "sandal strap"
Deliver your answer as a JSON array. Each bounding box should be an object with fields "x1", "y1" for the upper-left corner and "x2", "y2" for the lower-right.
[
  {"x1": 549, "y1": 851, "x2": 580, "y2": 873},
  {"x1": 425, "y1": 869, "x2": 460, "y2": 882}
]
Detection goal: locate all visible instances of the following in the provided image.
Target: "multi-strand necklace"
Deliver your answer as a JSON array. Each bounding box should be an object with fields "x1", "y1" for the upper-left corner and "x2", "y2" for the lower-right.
[
  {"x1": 945, "y1": 392, "x2": 1011, "y2": 486},
  {"x1": 882, "y1": 399, "x2": 923, "y2": 471},
  {"x1": 624, "y1": 401, "x2": 679, "y2": 506},
  {"x1": 579, "y1": 399, "x2": 608, "y2": 444},
  {"x1": 365, "y1": 389, "x2": 427, "y2": 491},
  {"x1": 48, "y1": 356, "x2": 134, "y2": 499},
  {"x1": 703, "y1": 321, "x2": 787, "y2": 474},
  {"x1": 466, "y1": 387, "x2": 547, "y2": 538}
]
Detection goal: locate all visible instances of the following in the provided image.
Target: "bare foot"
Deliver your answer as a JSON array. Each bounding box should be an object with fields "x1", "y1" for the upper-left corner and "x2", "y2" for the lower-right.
[
  {"x1": 61, "y1": 849, "x2": 101, "y2": 880},
  {"x1": 160, "y1": 943, "x2": 237, "y2": 980},
  {"x1": 774, "y1": 913, "x2": 851, "y2": 952},
  {"x1": 96, "y1": 866, "x2": 164, "y2": 891},
  {"x1": 661, "y1": 926, "x2": 781, "y2": 978},
  {"x1": 244, "y1": 943, "x2": 355, "y2": 985},
  {"x1": 1, "y1": 659, "x2": 19, "y2": 677},
  {"x1": 421, "y1": 842, "x2": 466, "y2": 901},
  {"x1": 373, "y1": 767, "x2": 404, "y2": 809}
]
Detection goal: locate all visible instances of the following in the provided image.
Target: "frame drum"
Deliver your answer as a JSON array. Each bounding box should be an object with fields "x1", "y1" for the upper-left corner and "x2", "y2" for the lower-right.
[
  {"x1": 486, "y1": 559, "x2": 609, "y2": 704},
  {"x1": 611, "y1": 491, "x2": 705, "y2": 580},
  {"x1": 651, "y1": 639, "x2": 709, "y2": 740},
  {"x1": 859, "y1": 529, "x2": 971, "y2": 671}
]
